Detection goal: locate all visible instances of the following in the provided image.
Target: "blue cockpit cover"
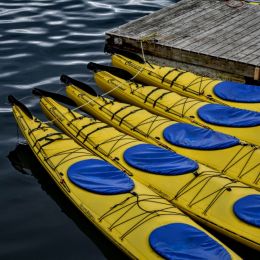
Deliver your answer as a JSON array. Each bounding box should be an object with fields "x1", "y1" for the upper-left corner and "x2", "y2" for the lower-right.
[
  {"x1": 68, "y1": 159, "x2": 134, "y2": 195},
  {"x1": 163, "y1": 123, "x2": 239, "y2": 150},
  {"x1": 123, "y1": 144, "x2": 198, "y2": 175},
  {"x1": 214, "y1": 81, "x2": 260, "y2": 103},
  {"x1": 198, "y1": 104, "x2": 260, "y2": 127},
  {"x1": 233, "y1": 195, "x2": 260, "y2": 227},
  {"x1": 149, "y1": 223, "x2": 231, "y2": 260}
]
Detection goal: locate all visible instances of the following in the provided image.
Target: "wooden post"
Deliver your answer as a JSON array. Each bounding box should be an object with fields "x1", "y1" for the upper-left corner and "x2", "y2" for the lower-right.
[{"x1": 254, "y1": 67, "x2": 260, "y2": 81}]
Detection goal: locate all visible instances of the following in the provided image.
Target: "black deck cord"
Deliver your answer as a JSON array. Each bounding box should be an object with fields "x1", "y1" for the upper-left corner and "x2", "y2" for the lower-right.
[
  {"x1": 61, "y1": 74, "x2": 117, "y2": 103},
  {"x1": 87, "y1": 62, "x2": 133, "y2": 81},
  {"x1": 8, "y1": 95, "x2": 33, "y2": 119},
  {"x1": 104, "y1": 45, "x2": 145, "y2": 64},
  {"x1": 32, "y1": 88, "x2": 77, "y2": 107},
  {"x1": 60, "y1": 74, "x2": 97, "y2": 97}
]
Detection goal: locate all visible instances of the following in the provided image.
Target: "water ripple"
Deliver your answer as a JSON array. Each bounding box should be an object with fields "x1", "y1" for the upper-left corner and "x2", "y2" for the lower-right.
[
  {"x1": 7, "y1": 27, "x2": 47, "y2": 35},
  {"x1": 0, "y1": 7, "x2": 38, "y2": 17},
  {"x1": 0, "y1": 53, "x2": 33, "y2": 60},
  {"x1": 0, "y1": 71, "x2": 19, "y2": 78}
]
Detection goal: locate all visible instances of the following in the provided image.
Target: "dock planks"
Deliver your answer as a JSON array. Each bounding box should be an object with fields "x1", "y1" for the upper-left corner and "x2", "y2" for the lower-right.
[{"x1": 106, "y1": 0, "x2": 260, "y2": 80}]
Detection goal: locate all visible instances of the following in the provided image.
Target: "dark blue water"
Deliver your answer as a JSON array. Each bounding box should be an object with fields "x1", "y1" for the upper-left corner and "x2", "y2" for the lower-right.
[{"x1": 0, "y1": 1, "x2": 258, "y2": 259}]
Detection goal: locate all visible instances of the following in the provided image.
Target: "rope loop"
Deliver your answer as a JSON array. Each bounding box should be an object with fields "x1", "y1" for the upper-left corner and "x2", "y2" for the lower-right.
[{"x1": 225, "y1": 0, "x2": 245, "y2": 8}]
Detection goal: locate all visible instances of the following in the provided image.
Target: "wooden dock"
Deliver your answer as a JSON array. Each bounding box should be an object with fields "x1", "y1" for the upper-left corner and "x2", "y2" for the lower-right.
[{"x1": 105, "y1": 0, "x2": 260, "y2": 82}]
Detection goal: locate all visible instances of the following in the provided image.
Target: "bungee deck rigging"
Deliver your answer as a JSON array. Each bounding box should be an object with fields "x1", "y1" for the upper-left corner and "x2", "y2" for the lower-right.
[
  {"x1": 106, "y1": 48, "x2": 260, "y2": 112},
  {"x1": 33, "y1": 92, "x2": 260, "y2": 251},
  {"x1": 10, "y1": 95, "x2": 239, "y2": 259},
  {"x1": 53, "y1": 77, "x2": 260, "y2": 190},
  {"x1": 86, "y1": 65, "x2": 260, "y2": 146},
  {"x1": 105, "y1": 47, "x2": 260, "y2": 112}
]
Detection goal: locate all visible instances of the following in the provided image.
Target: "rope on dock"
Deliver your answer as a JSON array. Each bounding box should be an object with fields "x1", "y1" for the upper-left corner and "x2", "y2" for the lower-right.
[{"x1": 225, "y1": 0, "x2": 245, "y2": 8}]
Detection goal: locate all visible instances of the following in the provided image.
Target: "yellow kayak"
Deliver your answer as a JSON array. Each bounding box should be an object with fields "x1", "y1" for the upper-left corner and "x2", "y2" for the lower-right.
[
  {"x1": 246, "y1": 0, "x2": 260, "y2": 5},
  {"x1": 53, "y1": 77, "x2": 260, "y2": 191},
  {"x1": 107, "y1": 48, "x2": 260, "y2": 113},
  {"x1": 9, "y1": 95, "x2": 239, "y2": 260},
  {"x1": 33, "y1": 89, "x2": 260, "y2": 251},
  {"x1": 87, "y1": 63, "x2": 260, "y2": 146}
]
